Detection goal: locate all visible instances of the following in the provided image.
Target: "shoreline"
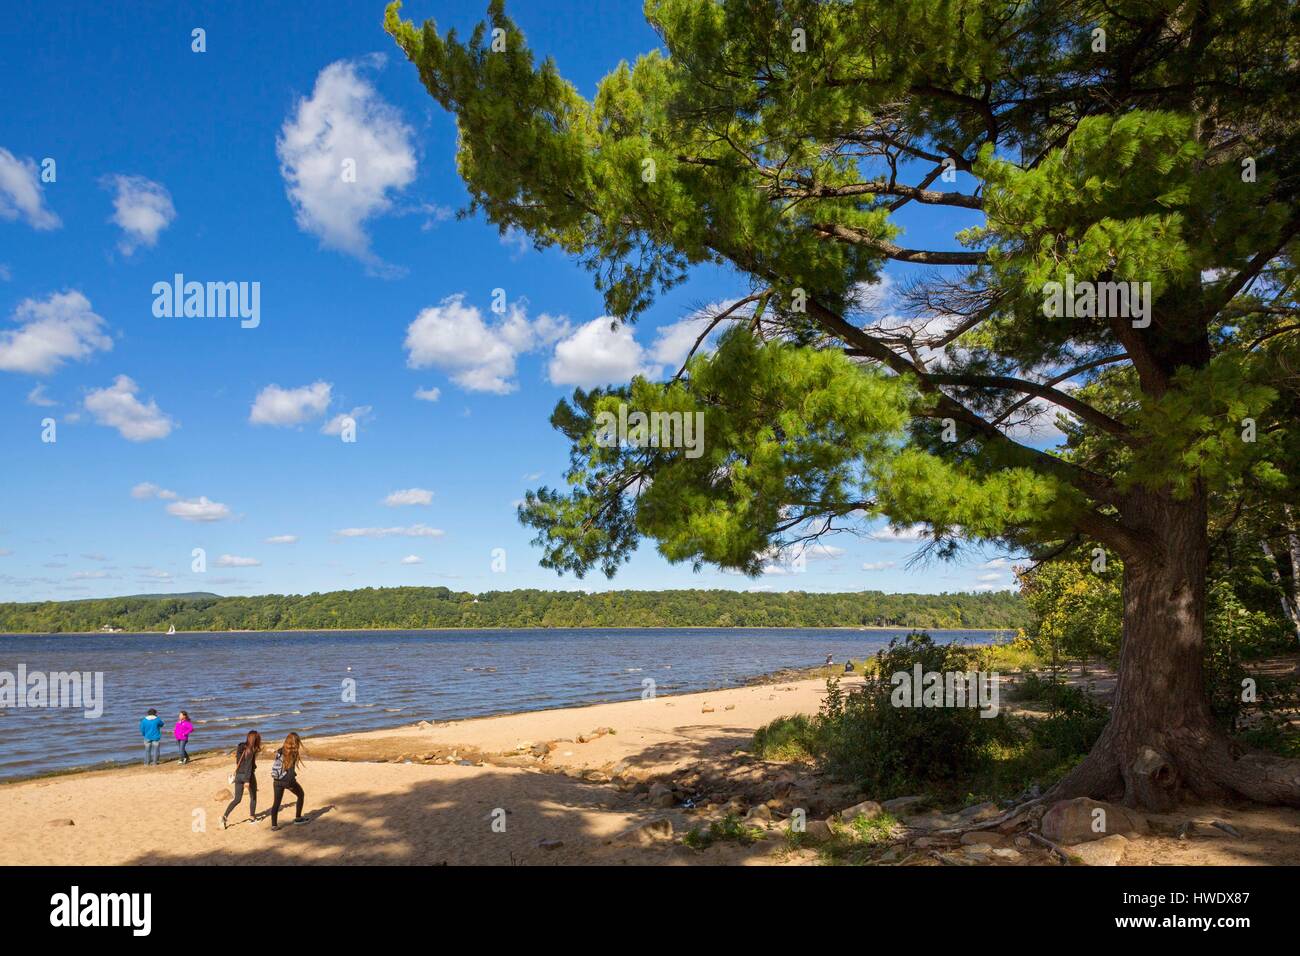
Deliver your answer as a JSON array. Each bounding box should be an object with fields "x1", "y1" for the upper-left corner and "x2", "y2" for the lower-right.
[
  {"x1": 0, "y1": 660, "x2": 851, "y2": 786},
  {"x1": 0, "y1": 676, "x2": 850, "y2": 865},
  {"x1": 0, "y1": 625, "x2": 1016, "y2": 636}
]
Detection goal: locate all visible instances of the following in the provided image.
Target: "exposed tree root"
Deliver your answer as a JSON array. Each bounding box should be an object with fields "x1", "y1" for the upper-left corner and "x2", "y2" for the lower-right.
[{"x1": 1045, "y1": 722, "x2": 1300, "y2": 812}]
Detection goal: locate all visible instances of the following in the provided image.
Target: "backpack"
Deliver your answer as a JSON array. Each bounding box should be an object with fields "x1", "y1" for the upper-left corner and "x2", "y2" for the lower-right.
[
  {"x1": 271, "y1": 749, "x2": 290, "y2": 781},
  {"x1": 232, "y1": 743, "x2": 254, "y2": 783}
]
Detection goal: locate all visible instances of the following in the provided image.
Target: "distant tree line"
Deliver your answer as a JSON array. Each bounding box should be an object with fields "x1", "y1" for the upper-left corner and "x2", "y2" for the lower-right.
[{"x1": 0, "y1": 587, "x2": 1028, "y2": 633}]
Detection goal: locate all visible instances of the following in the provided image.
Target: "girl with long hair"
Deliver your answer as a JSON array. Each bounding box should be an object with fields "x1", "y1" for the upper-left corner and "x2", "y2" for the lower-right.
[
  {"x1": 221, "y1": 730, "x2": 261, "y2": 829},
  {"x1": 269, "y1": 732, "x2": 308, "y2": 831}
]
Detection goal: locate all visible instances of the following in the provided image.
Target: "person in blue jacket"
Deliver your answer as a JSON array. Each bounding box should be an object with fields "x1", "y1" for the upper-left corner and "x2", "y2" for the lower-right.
[{"x1": 139, "y1": 708, "x2": 165, "y2": 766}]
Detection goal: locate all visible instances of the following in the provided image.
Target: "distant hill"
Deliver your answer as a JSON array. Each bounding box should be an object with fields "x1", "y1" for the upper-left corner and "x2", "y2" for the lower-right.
[
  {"x1": 92, "y1": 592, "x2": 222, "y2": 601},
  {"x1": 0, "y1": 586, "x2": 1027, "y2": 633}
]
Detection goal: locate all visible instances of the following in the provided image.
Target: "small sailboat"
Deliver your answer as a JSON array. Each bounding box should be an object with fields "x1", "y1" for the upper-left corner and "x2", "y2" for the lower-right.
[{"x1": 167, "y1": 624, "x2": 176, "y2": 635}]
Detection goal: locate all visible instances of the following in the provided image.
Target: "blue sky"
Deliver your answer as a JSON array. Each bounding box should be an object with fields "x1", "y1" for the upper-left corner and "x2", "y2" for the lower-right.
[{"x1": 0, "y1": 0, "x2": 1028, "y2": 603}]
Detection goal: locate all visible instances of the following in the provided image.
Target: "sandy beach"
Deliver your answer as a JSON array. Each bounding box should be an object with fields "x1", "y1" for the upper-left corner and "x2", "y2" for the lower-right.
[
  {"x1": 4, "y1": 674, "x2": 1299, "y2": 866},
  {"x1": 0, "y1": 677, "x2": 846, "y2": 866}
]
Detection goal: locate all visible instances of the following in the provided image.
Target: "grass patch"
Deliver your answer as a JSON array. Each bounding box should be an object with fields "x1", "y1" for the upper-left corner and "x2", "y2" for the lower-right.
[
  {"x1": 683, "y1": 813, "x2": 765, "y2": 850},
  {"x1": 751, "y1": 713, "x2": 822, "y2": 762}
]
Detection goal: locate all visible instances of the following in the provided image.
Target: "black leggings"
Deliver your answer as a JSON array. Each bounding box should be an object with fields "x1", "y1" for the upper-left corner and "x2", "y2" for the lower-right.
[
  {"x1": 271, "y1": 780, "x2": 305, "y2": 826},
  {"x1": 224, "y1": 776, "x2": 257, "y2": 820}
]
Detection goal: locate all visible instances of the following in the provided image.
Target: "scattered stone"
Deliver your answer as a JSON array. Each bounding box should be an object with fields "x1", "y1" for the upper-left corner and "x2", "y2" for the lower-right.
[
  {"x1": 1065, "y1": 834, "x2": 1129, "y2": 866},
  {"x1": 902, "y1": 811, "x2": 960, "y2": 830},
  {"x1": 990, "y1": 847, "x2": 1024, "y2": 863},
  {"x1": 648, "y1": 782, "x2": 676, "y2": 808},
  {"x1": 609, "y1": 817, "x2": 673, "y2": 846},
  {"x1": 701, "y1": 706, "x2": 715, "y2": 714},
  {"x1": 881, "y1": 795, "x2": 927, "y2": 814},
  {"x1": 961, "y1": 830, "x2": 1008, "y2": 847},
  {"x1": 46, "y1": 818, "x2": 75, "y2": 827},
  {"x1": 957, "y1": 801, "x2": 1001, "y2": 823},
  {"x1": 724, "y1": 704, "x2": 736, "y2": 711},
  {"x1": 537, "y1": 839, "x2": 564, "y2": 851},
  {"x1": 214, "y1": 788, "x2": 233, "y2": 802},
  {"x1": 744, "y1": 804, "x2": 772, "y2": 824},
  {"x1": 1042, "y1": 798, "x2": 1148, "y2": 845},
  {"x1": 530, "y1": 743, "x2": 549, "y2": 758},
  {"x1": 839, "y1": 800, "x2": 884, "y2": 823},
  {"x1": 802, "y1": 819, "x2": 833, "y2": 842}
]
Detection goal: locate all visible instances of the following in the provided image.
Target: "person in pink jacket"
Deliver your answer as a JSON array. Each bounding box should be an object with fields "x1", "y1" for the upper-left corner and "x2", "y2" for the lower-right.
[{"x1": 174, "y1": 711, "x2": 194, "y2": 765}]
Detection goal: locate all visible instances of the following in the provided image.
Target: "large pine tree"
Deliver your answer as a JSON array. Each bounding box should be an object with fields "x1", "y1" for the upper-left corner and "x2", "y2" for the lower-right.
[{"x1": 386, "y1": 0, "x2": 1300, "y2": 809}]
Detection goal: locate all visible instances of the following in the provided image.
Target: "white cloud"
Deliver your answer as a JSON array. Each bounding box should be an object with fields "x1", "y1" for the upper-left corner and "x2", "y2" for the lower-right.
[
  {"x1": 26, "y1": 384, "x2": 56, "y2": 406},
  {"x1": 165, "y1": 496, "x2": 232, "y2": 522},
  {"x1": 976, "y1": 572, "x2": 1004, "y2": 583},
  {"x1": 649, "y1": 298, "x2": 753, "y2": 370},
  {"x1": 265, "y1": 535, "x2": 299, "y2": 545},
  {"x1": 869, "y1": 522, "x2": 929, "y2": 542},
  {"x1": 334, "y1": 524, "x2": 444, "y2": 539},
  {"x1": 321, "y1": 405, "x2": 372, "y2": 435},
  {"x1": 404, "y1": 294, "x2": 569, "y2": 394},
  {"x1": 0, "y1": 148, "x2": 60, "y2": 230},
  {"x1": 0, "y1": 290, "x2": 112, "y2": 375},
  {"x1": 133, "y1": 482, "x2": 230, "y2": 522},
  {"x1": 861, "y1": 561, "x2": 897, "y2": 571},
  {"x1": 400, "y1": 554, "x2": 422, "y2": 565},
  {"x1": 413, "y1": 386, "x2": 441, "y2": 402},
  {"x1": 71, "y1": 570, "x2": 111, "y2": 580},
  {"x1": 277, "y1": 57, "x2": 416, "y2": 274},
  {"x1": 102, "y1": 174, "x2": 175, "y2": 254},
  {"x1": 216, "y1": 554, "x2": 261, "y2": 568},
  {"x1": 84, "y1": 376, "x2": 174, "y2": 441},
  {"x1": 499, "y1": 225, "x2": 530, "y2": 257},
  {"x1": 383, "y1": 488, "x2": 433, "y2": 507},
  {"x1": 131, "y1": 482, "x2": 179, "y2": 500},
  {"x1": 549, "y1": 317, "x2": 660, "y2": 388},
  {"x1": 249, "y1": 381, "x2": 332, "y2": 426}
]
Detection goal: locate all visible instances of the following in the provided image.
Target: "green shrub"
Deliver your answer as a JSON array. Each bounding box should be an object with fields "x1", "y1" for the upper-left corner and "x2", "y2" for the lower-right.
[
  {"x1": 816, "y1": 633, "x2": 1011, "y2": 798},
  {"x1": 1029, "y1": 684, "x2": 1109, "y2": 755}
]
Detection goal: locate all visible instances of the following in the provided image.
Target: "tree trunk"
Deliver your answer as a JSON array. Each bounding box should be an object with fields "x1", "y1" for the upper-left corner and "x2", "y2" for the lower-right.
[{"x1": 1048, "y1": 487, "x2": 1300, "y2": 810}]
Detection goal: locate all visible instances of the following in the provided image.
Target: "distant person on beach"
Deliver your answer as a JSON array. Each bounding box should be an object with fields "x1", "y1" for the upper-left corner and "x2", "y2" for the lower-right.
[
  {"x1": 824, "y1": 653, "x2": 834, "y2": 666},
  {"x1": 174, "y1": 711, "x2": 194, "y2": 764},
  {"x1": 843, "y1": 660, "x2": 855, "y2": 673},
  {"x1": 139, "y1": 708, "x2": 164, "y2": 766},
  {"x1": 222, "y1": 730, "x2": 261, "y2": 829},
  {"x1": 269, "y1": 732, "x2": 309, "y2": 831}
]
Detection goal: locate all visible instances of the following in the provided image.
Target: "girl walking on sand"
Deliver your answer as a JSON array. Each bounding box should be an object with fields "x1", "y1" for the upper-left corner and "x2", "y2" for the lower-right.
[
  {"x1": 174, "y1": 711, "x2": 194, "y2": 764},
  {"x1": 269, "y1": 732, "x2": 309, "y2": 831},
  {"x1": 221, "y1": 730, "x2": 261, "y2": 829}
]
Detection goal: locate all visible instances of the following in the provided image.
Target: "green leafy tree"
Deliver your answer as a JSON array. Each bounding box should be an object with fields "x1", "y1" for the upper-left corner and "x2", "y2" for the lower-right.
[
  {"x1": 386, "y1": 0, "x2": 1300, "y2": 808},
  {"x1": 1018, "y1": 550, "x2": 1122, "y2": 673}
]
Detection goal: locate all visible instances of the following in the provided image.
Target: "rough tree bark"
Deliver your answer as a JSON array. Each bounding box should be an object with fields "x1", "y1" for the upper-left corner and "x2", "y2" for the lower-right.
[{"x1": 1047, "y1": 486, "x2": 1300, "y2": 810}]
